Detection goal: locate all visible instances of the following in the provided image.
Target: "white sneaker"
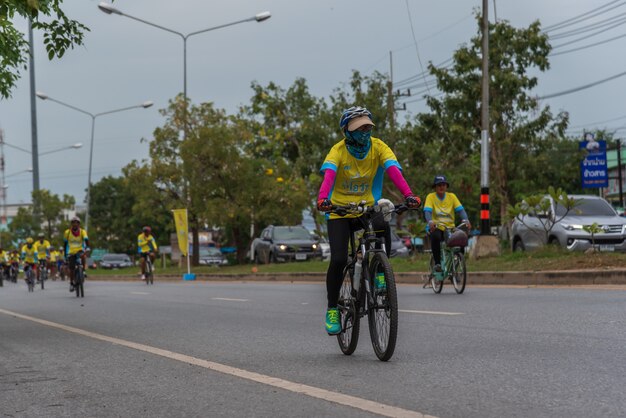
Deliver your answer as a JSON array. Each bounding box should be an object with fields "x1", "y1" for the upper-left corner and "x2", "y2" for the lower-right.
[{"x1": 141, "y1": 275, "x2": 146, "y2": 280}]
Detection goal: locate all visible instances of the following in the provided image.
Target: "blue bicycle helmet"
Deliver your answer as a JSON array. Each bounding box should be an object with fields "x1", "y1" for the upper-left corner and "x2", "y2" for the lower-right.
[{"x1": 339, "y1": 106, "x2": 374, "y2": 131}]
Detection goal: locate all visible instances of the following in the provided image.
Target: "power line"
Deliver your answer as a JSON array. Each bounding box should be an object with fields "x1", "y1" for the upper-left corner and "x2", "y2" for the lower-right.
[
  {"x1": 543, "y1": 0, "x2": 624, "y2": 32},
  {"x1": 538, "y1": 69, "x2": 626, "y2": 99},
  {"x1": 404, "y1": 0, "x2": 431, "y2": 96},
  {"x1": 550, "y1": 31, "x2": 626, "y2": 56},
  {"x1": 551, "y1": 17, "x2": 626, "y2": 49},
  {"x1": 549, "y1": 12, "x2": 626, "y2": 40}
]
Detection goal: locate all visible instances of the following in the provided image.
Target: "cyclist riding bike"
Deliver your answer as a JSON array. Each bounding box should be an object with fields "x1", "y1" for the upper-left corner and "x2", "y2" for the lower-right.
[
  {"x1": 9, "y1": 249, "x2": 20, "y2": 280},
  {"x1": 64, "y1": 216, "x2": 90, "y2": 292},
  {"x1": 317, "y1": 106, "x2": 421, "y2": 335},
  {"x1": 34, "y1": 232, "x2": 51, "y2": 281},
  {"x1": 0, "y1": 246, "x2": 9, "y2": 280},
  {"x1": 137, "y1": 226, "x2": 158, "y2": 281},
  {"x1": 21, "y1": 237, "x2": 39, "y2": 283},
  {"x1": 424, "y1": 175, "x2": 471, "y2": 275},
  {"x1": 49, "y1": 247, "x2": 59, "y2": 278}
]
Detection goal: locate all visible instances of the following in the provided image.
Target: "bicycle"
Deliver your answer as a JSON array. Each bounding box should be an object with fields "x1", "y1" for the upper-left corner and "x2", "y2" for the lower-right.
[
  {"x1": 38, "y1": 259, "x2": 48, "y2": 290},
  {"x1": 24, "y1": 263, "x2": 35, "y2": 292},
  {"x1": 70, "y1": 252, "x2": 85, "y2": 298},
  {"x1": 144, "y1": 253, "x2": 154, "y2": 285},
  {"x1": 9, "y1": 262, "x2": 19, "y2": 283},
  {"x1": 427, "y1": 222, "x2": 468, "y2": 294},
  {"x1": 328, "y1": 201, "x2": 412, "y2": 362}
]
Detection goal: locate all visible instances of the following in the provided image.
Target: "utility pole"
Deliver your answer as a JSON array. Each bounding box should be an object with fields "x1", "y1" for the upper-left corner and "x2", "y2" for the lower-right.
[
  {"x1": 480, "y1": 0, "x2": 491, "y2": 235},
  {"x1": 617, "y1": 139, "x2": 624, "y2": 209},
  {"x1": 28, "y1": 19, "x2": 40, "y2": 226}
]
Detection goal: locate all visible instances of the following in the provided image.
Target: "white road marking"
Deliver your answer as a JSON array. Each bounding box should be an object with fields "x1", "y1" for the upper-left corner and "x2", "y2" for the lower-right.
[
  {"x1": 130, "y1": 292, "x2": 150, "y2": 295},
  {"x1": 0, "y1": 308, "x2": 435, "y2": 418},
  {"x1": 212, "y1": 297, "x2": 249, "y2": 302},
  {"x1": 400, "y1": 309, "x2": 464, "y2": 316}
]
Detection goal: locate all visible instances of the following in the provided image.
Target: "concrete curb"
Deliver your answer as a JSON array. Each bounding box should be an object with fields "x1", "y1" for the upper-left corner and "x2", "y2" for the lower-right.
[{"x1": 88, "y1": 269, "x2": 626, "y2": 286}]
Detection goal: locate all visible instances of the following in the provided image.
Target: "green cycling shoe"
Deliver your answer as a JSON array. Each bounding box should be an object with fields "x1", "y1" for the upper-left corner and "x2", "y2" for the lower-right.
[{"x1": 325, "y1": 308, "x2": 341, "y2": 335}]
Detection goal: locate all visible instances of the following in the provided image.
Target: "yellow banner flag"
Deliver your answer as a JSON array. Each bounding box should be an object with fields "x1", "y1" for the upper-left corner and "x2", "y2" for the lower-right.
[{"x1": 172, "y1": 209, "x2": 189, "y2": 257}]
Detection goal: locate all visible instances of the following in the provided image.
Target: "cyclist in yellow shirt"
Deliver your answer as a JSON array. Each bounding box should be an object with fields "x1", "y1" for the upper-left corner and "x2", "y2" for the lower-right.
[
  {"x1": 21, "y1": 237, "x2": 39, "y2": 282},
  {"x1": 64, "y1": 216, "x2": 90, "y2": 292},
  {"x1": 49, "y1": 248, "x2": 59, "y2": 279},
  {"x1": 34, "y1": 232, "x2": 51, "y2": 281},
  {"x1": 137, "y1": 226, "x2": 158, "y2": 280},
  {"x1": 0, "y1": 246, "x2": 9, "y2": 283}
]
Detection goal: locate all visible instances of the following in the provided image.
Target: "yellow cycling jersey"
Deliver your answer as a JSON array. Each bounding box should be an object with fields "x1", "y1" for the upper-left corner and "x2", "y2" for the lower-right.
[
  {"x1": 64, "y1": 228, "x2": 89, "y2": 255},
  {"x1": 49, "y1": 250, "x2": 59, "y2": 262},
  {"x1": 9, "y1": 252, "x2": 20, "y2": 263},
  {"x1": 0, "y1": 251, "x2": 8, "y2": 264},
  {"x1": 21, "y1": 244, "x2": 38, "y2": 263},
  {"x1": 320, "y1": 137, "x2": 402, "y2": 220},
  {"x1": 424, "y1": 192, "x2": 464, "y2": 230},
  {"x1": 137, "y1": 233, "x2": 158, "y2": 254},
  {"x1": 34, "y1": 239, "x2": 51, "y2": 256}
]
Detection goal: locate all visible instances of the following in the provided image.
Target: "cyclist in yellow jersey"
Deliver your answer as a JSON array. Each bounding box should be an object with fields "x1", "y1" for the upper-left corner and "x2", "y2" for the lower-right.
[
  {"x1": 317, "y1": 106, "x2": 421, "y2": 335},
  {"x1": 21, "y1": 237, "x2": 39, "y2": 281},
  {"x1": 34, "y1": 232, "x2": 51, "y2": 281},
  {"x1": 49, "y1": 248, "x2": 59, "y2": 278},
  {"x1": 423, "y1": 175, "x2": 471, "y2": 273},
  {"x1": 0, "y1": 246, "x2": 9, "y2": 280},
  {"x1": 137, "y1": 226, "x2": 158, "y2": 280},
  {"x1": 64, "y1": 216, "x2": 90, "y2": 292}
]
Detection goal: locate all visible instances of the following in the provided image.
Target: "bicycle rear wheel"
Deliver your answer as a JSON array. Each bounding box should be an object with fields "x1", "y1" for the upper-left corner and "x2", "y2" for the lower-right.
[
  {"x1": 430, "y1": 256, "x2": 443, "y2": 294},
  {"x1": 452, "y1": 252, "x2": 467, "y2": 294},
  {"x1": 75, "y1": 268, "x2": 83, "y2": 297},
  {"x1": 40, "y1": 267, "x2": 45, "y2": 290},
  {"x1": 337, "y1": 264, "x2": 360, "y2": 355},
  {"x1": 367, "y1": 252, "x2": 398, "y2": 361}
]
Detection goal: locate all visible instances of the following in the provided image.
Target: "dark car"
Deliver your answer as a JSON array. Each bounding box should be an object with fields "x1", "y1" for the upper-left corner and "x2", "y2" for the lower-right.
[
  {"x1": 251, "y1": 225, "x2": 320, "y2": 263},
  {"x1": 99, "y1": 253, "x2": 133, "y2": 269},
  {"x1": 199, "y1": 247, "x2": 228, "y2": 266}
]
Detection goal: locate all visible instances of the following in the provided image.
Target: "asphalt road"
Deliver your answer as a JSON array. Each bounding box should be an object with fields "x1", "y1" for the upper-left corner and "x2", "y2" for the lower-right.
[{"x1": 1, "y1": 279, "x2": 625, "y2": 418}]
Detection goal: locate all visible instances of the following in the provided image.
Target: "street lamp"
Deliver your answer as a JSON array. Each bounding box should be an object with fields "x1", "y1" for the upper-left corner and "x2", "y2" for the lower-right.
[
  {"x1": 97, "y1": 3, "x2": 271, "y2": 107},
  {"x1": 36, "y1": 91, "x2": 153, "y2": 231},
  {"x1": 1, "y1": 140, "x2": 83, "y2": 156}
]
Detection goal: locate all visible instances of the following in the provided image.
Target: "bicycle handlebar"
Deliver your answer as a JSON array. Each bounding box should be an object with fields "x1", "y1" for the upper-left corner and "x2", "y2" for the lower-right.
[{"x1": 326, "y1": 201, "x2": 413, "y2": 217}]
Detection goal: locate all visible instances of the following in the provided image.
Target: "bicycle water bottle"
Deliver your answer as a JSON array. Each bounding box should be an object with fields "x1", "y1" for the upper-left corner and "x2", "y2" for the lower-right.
[{"x1": 353, "y1": 253, "x2": 362, "y2": 291}]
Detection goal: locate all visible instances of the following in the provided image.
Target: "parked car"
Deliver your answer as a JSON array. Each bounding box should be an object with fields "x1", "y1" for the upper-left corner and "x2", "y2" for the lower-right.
[
  {"x1": 251, "y1": 225, "x2": 321, "y2": 263},
  {"x1": 199, "y1": 247, "x2": 228, "y2": 266},
  {"x1": 390, "y1": 230, "x2": 410, "y2": 258},
  {"x1": 511, "y1": 194, "x2": 626, "y2": 252},
  {"x1": 99, "y1": 253, "x2": 133, "y2": 269}
]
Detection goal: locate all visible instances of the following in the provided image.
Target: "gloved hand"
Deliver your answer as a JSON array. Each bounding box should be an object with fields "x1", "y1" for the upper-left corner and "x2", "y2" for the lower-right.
[
  {"x1": 405, "y1": 195, "x2": 421, "y2": 209},
  {"x1": 317, "y1": 198, "x2": 332, "y2": 212}
]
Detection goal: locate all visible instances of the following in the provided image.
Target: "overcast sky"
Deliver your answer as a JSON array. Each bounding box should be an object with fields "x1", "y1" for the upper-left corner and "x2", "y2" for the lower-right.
[{"x1": 0, "y1": 0, "x2": 624, "y2": 205}]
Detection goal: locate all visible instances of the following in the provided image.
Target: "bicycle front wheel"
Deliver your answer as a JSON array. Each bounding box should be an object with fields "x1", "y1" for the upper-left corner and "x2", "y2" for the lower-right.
[
  {"x1": 430, "y1": 256, "x2": 443, "y2": 294},
  {"x1": 367, "y1": 252, "x2": 398, "y2": 361},
  {"x1": 337, "y1": 264, "x2": 360, "y2": 355},
  {"x1": 452, "y1": 252, "x2": 467, "y2": 294},
  {"x1": 75, "y1": 268, "x2": 83, "y2": 298}
]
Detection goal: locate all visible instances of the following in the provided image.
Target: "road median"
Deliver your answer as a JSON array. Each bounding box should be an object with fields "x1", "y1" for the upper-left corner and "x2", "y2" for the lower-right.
[{"x1": 88, "y1": 268, "x2": 626, "y2": 286}]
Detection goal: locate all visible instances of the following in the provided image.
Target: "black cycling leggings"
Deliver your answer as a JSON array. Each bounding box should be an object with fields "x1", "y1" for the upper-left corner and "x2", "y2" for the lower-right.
[
  {"x1": 326, "y1": 215, "x2": 391, "y2": 308},
  {"x1": 430, "y1": 229, "x2": 445, "y2": 265}
]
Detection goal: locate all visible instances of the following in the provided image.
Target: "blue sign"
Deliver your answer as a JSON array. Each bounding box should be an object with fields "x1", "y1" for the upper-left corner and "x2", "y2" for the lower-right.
[{"x1": 580, "y1": 134, "x2": 608, "y2": 188}]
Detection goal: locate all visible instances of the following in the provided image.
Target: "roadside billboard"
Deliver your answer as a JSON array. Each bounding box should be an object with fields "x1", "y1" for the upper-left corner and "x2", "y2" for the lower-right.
[{"x1": 580, "y1": 133, "x2": 608, "y2": 188}]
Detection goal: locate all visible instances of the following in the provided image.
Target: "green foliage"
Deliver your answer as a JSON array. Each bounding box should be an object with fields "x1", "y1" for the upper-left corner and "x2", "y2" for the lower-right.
[
  {"x1": 32, "y1": 189, "x2": 74, "y2": 239},
  {"x1": 411, "y1": 13, "x2": 570, "y2": 225},
  {"x1": 582, "y1": 222, "x2": 603, "y2": 250},
  {"x1": 0, "y1": 0, "x2": 90, "y2": 98}
]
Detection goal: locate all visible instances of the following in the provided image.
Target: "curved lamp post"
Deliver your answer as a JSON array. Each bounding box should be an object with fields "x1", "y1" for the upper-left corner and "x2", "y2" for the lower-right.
[
  {"x1": 97, "y1": 3, "x2": 271, "y2": 109},
  {"x1": 36, "y1": 91, "x2": 153, "y2": 230}
]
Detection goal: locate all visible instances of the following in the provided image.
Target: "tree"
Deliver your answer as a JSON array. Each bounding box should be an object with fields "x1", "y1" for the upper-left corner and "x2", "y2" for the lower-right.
[
  {"x1": 32, "y1": 189, "x2": 74, "y2": 239},
  {"x1": 412, "y1": 14, "x2": 569, "y2": 225},
  {"x1": 506, "y1": 186, "x2": 579, "y2": 245},
  {"x1": 8, "y1": 206, "x2": 35, "y2": 243},
  {"x1": 0, "y1": 0, "x2": 90, "y2": 98}
]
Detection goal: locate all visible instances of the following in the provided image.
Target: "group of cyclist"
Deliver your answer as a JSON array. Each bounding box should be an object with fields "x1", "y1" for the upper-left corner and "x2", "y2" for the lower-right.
[
  {"x1": 317, "y1": 106, "x2": 471, "y2": 335},
  {"x1": 1, "y1": 216, "x2": 159, "y2": 291}
]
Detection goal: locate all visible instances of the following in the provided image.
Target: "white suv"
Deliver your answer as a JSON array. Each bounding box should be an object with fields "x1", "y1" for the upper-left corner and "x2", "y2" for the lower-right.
[{"x1": 511, "y1": 195, "x2": 626, "y2": 252}]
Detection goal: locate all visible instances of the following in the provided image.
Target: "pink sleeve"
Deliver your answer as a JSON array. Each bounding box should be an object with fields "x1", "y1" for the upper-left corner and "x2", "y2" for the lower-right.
[
  {"x1": 387, "y1": 165, "x2": 413, "y2": 198},
  {"x1": 318, "y1": 169, "x2": 336, "y2": 200}
]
